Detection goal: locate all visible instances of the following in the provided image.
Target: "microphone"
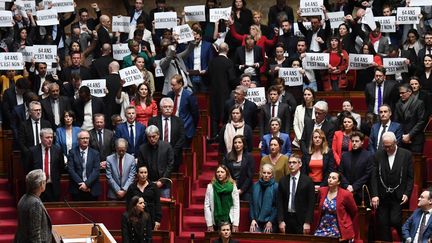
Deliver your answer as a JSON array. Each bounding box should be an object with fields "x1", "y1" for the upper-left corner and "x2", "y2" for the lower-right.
[{"x1": 63, "y1": 199, "x2": 102, "y2": 240}]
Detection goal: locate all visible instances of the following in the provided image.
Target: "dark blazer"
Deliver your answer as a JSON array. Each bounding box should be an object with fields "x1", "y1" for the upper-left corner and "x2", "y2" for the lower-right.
[
  {"x1": 218, "y1": 123, "x2": 253, "y2": 155},
  {"x1": 91, "y1": 55, "x2": 115, "y2": 79},
  {"x1": 72, "y1": 10, "x2": 101, "y2": 31},
  {"x1": 234, "y1": 45, "x2": 264, "y2": 76},
  {"x1": 114, "y1": 122, "x2": 147, "y2": 156},
  {"x1": 18, "y1": 118, "x2": 51, "y2": 155},
  {"x1": 222, "y1": 152, "x2": 255, "y2": 194},
  {"x1": 60, "y1": 65, "x2": 93, "y2": 83},
  {"x1": 27, "y1": 72, "x2": 56, "y2": 95},
  {"x1": 167, "y1": 89, "x2": 199, "y2": 139},
  {"x1": 72, "y1": 97, "x2": 105, "y2": 127},
  {"x1": 2, "y1": 86, "x2": 19, "y2": 128},
  {"x1": 402, "y1": 208, "x2": 432, "y2": 242},
  {"x1": 41, "y1": 96, "x2": 71, "y2": 129},
  {"x1": 67, "y1": 146, "x2": 101, "y2": 197},
  {"x1": 260, "y1": 102, "x2": 291, "y2": 136},
  {"x1": 224, "y1": 98, "x2": 258, "y2": 130},
  {"x1": 121, "y1": 211, "x2": 152, "y2": 243},
  {"x1": 301, "y1": 151, "x2": 335, "y2": 186},
  {"x1": 89, "y1": 128, "x2": 114, "y2": 161},
  {"x1": 277, "y1": 173, "x2": 315, "y2": 226},
  {"x1": 339, "y1": 149, "x2": 373, "y2": 192},
  {"x1": 34, "y1": 12, "x2": 76, "y2": 46},
  {"x1": 368, "y1": 121, "x2": 403, "y2": 153},
  {"x1": 185, "y1": 40, "x2": 214, "y2": 72},
  {"x1": 298, "y1": 20, "x2": 331, "y2": 52},
  {"x1": 103, "y1": 73, "x2": 122, "y2": 129},
  {"x1": 14, "y1": 194, "x2": 52, "y2": 243},
  {"x1": 300, "y1": 119, "x2": 335, "y2": 155},
  {"x1": 364, "y1": 80, "x2": 399, "y2": 114},
  {"x1": 137, "y1": 141, "x2": 174, "y2": 183},
  {"x1": 29, "y1": 144, "x2": 64, "y2": 200},
  {"x1": 370, "y1": 147, "x2": 414, "y2": 200}
]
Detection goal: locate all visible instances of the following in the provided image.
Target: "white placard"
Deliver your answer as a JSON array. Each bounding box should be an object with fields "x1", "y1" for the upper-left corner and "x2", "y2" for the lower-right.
[
  {"x1": 303, "y1": 53, "x2": 329, "y2": 70},
  {"x1": 33, "y1": 45, "x2": 57, "y2": 63},
  {"x1": 278, "y1": 68, "x2": 303, "y2": 86},
  {"x1": 245, "y1": 87, "x2": 266, "y2": 106},
  {"x1": 19, "y1": 46, "x2": 34, "y2": 62},
  {"x1": 327, "y1": 11, "x2": 345, "y2": 29},
  {"x1": 374, "y1": 16, "x2": 396, "y2": 33},
  {"x1": 383, "y1": 58, "x2": 408, "y2": 75},
  {"x1": 209, "y1": 7, "x2": 232, "y2": 22},
  {"x1": 0, "y1": 10, "x2": 13, "y2": 27},
  {"x1": 154, "y1": 60, "x2": 164, "y2": 77},
  {"x1": 409, "y1": 0, "x2": 431, "y2": 6},
  {"x1": 293, "y1": 22, "x2": 311, "y2": 37},
  {"x1": 362, "y1": 8, "x2": 376, "y2": 31},
  {"x1": 36, "y1": 9, "x2": 59, "y2": 26},
  {"x1": 47, "y1": 0, "x2": 74, "y2": 13},
  {"x1": 397, "y1": 7, "x2": 421, "y2": 24},
  {"x1": 348, "y1": 54, "x2": 373, "y2": 70},
  {"x1": 154, "y1": 12, "x2": 177, "y2": 29},
  {"x1": 300, "y1": 0, "x2": 323, "y2": 17},
  {"x1": 0, "y1": 2, "x2": 5, "y2": 11},
  {"x1": 184, "y1": 5, "x2": 206, "y2": 22},
  {"x1": 173, "y1": 24, "x2": 194, "y2": 44},
  {"x1": 15, "y1": 1, "x2": 36, "y2": 15},
  {"x1": 119, "y1": 66, "x2": 144, "y2": 87},
  {"x1": 112, "y1": 16, "x2": 131, "y2": 33},
  {"x1": 112, "y1": 44, "x2": 131, "y2": 61},
  {"x1": 0, "y1": 53, "x2": 24, "y2": 70},
  {"x1": 46, "y1": 62, "x2": 57, "y2": 75},
  {"x1": 81, "y1": 79, "x2": 106, "y2": 97}
]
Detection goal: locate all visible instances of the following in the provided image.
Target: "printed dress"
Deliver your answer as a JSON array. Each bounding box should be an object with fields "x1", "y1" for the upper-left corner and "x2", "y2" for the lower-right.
[{"x1": 314, "y1": 197, "x2": 340, "y2": 238}]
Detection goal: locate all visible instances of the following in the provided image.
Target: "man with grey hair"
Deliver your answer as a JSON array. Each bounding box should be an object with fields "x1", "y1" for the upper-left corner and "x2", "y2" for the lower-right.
[
  {"x1": 137, "y1": 125, "x2": 174, "y2": 198},
  {"x1": 300, "y1": 100, "x2": 335, "y2": 154},
  {"x1": 41, "y1": 82, "x2": 71, "y2": 130},
  {"x1": 28, "y1": 128, "x2": 64, "y2": 201},
  {"x1": 148, "y1": 97, "x2": 185, "y2": 172},
  {"x1": 224, "y1": 85, "x2": 258, "y2": 130},
  {"x1": 106, "y1": 138, "x2": 136, "y2": 200},
  {"x1": 370, "y1": 131, "x2": 414, "y2": 241},
  {"x1": 15, "y1": 169, "x2": 52, "y2": 243}
]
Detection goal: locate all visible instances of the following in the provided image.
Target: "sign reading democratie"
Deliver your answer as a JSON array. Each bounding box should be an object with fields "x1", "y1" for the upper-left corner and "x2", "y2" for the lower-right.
[
  {"x1": 154, "y1": 12, "x2": 177, "y2": 29},
  {"x1": 246, "y1": 87, "x2": 266, "y2": 107},
  {"x1": 409, "y1": 0, "x2": 431, "y2": 6},
  {"x1": 119, "y1": 66, "x2": 144, "y2": 87},
  {"x1": 326, "y1": 11, "x2": 345, "y2": 29},
  {"x1": 43, "y1": 0, "x2": 74, "y2": 13},
  {"x1": 348, "y1": 54, "x2": 374, "y2": 70},
  {"x1": 33, "y1": 45, "x2": 57, "y2": 63},
  {"x1": 396, "y1": 7, "x2": 421, "y2": 24},
  {"x1": 278, "y1": 68, "x2": 303, "y2": 86},
  {"x1": 173, "y1": 24, "x2": 194, "y2": 44},
  {"x1": 0, "y1": 10, "x2": 13, "y2": 27},
  {"x1": 36, "y1": 9, "x2": 59, "y2": 26},
  {"x1": 184, "y1": 5, "x2": 206, "y2": 22},
  {"x1": 112, "y1": 16, "x2": 131, "y2": 33},
  {"x1": 374, "y1": 16, "x2": 396, "y2": 33},
  {"x1": 300, "y1": 0, "x2": 323, "y2": 16},
  {"x1": 0, "y1": 53, "x2": 24, "y2": 70},
  {"x1": 303, "y1": 53, "x2": 329, "y2": 70},
  {"x1": 112, "y1": 44, "x2": 131, "y2": 61},
  {"x1": 209, "y1": 7, "x2": 231, "y2": 22},
  {"x1": 20, "y1": 46, "x2": 34, "y2": 63},
  {"x1": 383, "y1": 58, "x2": 408, "y2": 75},
  {"x1": 81, "y1": 79, "x2": 106, "y2": 97}
]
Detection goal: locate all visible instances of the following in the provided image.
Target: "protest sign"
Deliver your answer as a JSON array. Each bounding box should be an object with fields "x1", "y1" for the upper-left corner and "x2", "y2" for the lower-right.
[
  {"x1": 327, "y1": 11, "x2": 345, "y2": 29},
  {"x1": 81, "y1": 79, "x2": 106, "y2": 97},
  {"x1": 33, "y1": 45, "x2": 57, "y2": 63},
  {"x1": 383, "y1": 58, "x2": 408, "y2": 75},
  {"x1": 397, "y1": 7, "x2": 421, "y2": 24},
  {"x1": 46, "y1": 0, "x2": 74, "y2": 13},
  {"x1": 303, "y1": 53, "x2": 329, "y2": 70},
  {"x1": 409, "y1": 0, "x2": 431, "y2": 6},
  {"x1": 0, "y1": 2, "x2": 5, "y2": 11},
  {"x1": 0, "y1": 10, "x2": 13, "y2": 27},
  {"x1": 36, "y1": 9, "x2": 59, "y2": 26},
  {"x1": 46, "y1": 62, "x2": 56, "y2": 75},
  {"x1": 19, "y1": 46, "x2": 34, "y2": 62},
  {"x1": 293, "y1": 22, "x2": 311, "y2": 37},
  {"x1": 300, "y1": 0, "x2": 323, "y2": 17},
  {"x1": 173, "y1": 24, "x2": 194, "y2": 44},
  {"x1": 15, "y1": 1, "x2": 36, "y2": 15},
  {"x1": 279, "y1": 68, "x2": 303, "y2": 86},
  {"x1": 374, "y1": 16, "x2": 396, "y2": 33},
  {"x1": 348, "y1": 54, "x2": 373, "y2": 70},
  {"x1": 112, "y1": 44, "x2": 131, "y2": 61},
  {"x1": 0, "y1": 53, "x2": 24, "y2": 70},
  {"x1": 362, "y1": 8, "x2": 376, "y2": 30},
  {"x1": 119, "y1": 66, "x2": 144, "y2": 87},
  {"x1": 154, "y1": 60, "x2": 164, "y2": 77},
  {"x1": 154, "y1": 12, "x2": 177, "y2": 29},
  {"x1": 209, "y1": 7, "x2": 231, "y2": 22},
  {"x1": 184, "y1": 5, "x2": 206, "y2": 22},
  {"x1": 112, "y1": 16, "x2": 131, "y2": 33},
  {"x1": 246, "y1": 87, "x2": 266, "y2": 106}
]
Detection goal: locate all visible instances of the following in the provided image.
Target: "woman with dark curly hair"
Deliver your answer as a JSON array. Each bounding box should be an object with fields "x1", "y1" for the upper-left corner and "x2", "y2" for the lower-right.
[
  {"x1": 130, "y1": 83, "x2": 157, "y2": 126},
  {"x1": 122, "y1": 196, "x2": 152, "y2": 243}
]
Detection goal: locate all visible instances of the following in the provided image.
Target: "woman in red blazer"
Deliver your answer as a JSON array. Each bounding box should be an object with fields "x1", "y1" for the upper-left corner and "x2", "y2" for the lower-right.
[
  {"x1": 314, "y1": 171, "x2": 359, "y2": 242},
  {"x1": 332, "y1": 115, "x2": 357, "y2": 167}
]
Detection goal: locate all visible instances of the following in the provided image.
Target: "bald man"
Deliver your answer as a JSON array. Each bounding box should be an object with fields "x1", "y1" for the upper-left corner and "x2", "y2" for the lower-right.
[
  {"x1": 41, "y1": 83, "x2": 71, "y2": 129},
  {"x1": 91, "y1": 43, "x2": 114, "y2": 78},
  {"x1": 96, "y1": 15, "x2": 114, "y2": 57},
  {"x1": 103, "y1": 61, "x2": 122, "y2": 128}
]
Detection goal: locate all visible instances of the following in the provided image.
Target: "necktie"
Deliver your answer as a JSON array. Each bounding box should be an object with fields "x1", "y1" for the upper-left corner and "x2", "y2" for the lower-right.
[
  {"x1": 291, "y1": 177, "x2": 296, "y2": 210},
  {"x1": 35, "y1": 121, "x2": 40, "y2": 145},
  {"x1": 272, "y1": 104, "x2": 276, "y2": 117},
  {"x1": 377, "y1": 124, "x2": 387, "y2": 150},
  {"x1": 174, "y1": 59, "x2": 183, "y2": 76},
  {"x1": 44, "y1": 147, "x2": 49, "y2": 180},
  {"x1": 118, "y1": 155, "x2": 123, "y2": 179},
  {"x1": 98, "y1": 130, "x2": 103, "y2": 149},
  {"x1": 164, "y1": 118, "x2": 169, "y2": 142},
  {"x1": 428, "y1": 47, "x2": 432, "y2": 55},
  {"x1": 419, "y1": 211, "x2": 429, "y2": 242},
  {"x1": 80, "y1": 151, "x2": 85, "y2": 158},
  {"x1": 129, "y1": 124, "x2": 135, "y2": 149},
  {"x1": 377, "y1": 84, "x2": 382, "y2": 114},
  {"x1": 173, "y1": 94, "x2": 179, "y2": 116}
]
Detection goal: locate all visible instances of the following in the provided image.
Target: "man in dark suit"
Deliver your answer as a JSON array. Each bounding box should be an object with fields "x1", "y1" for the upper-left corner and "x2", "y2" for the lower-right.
[
  {"x1": 91, "y1": 44, "x2": 114, "y2": 79},
  {"x1": 300, "y1": 100, "x2": 335, "y2": 154},
  {"x1": 72, "y1": 86, "x2": 105, "y2": 130},
  {"x1": 89, "y1": 113, "x2": 114, "y2": 169},
  {"x1": 2, "y1": 78, "x2": 30, "y2": 129},
  {"x1": 297, "y1": 13, "x2": 331, "y2": 52},
  {"x1": 260, "y1": 85, "x2": 291, "y2": 136},
  {"x1": 61, "y1": 73, "x2": 82, "y2": 101},
  {"x1": 167, "y1": 74, "x2": 199, "y2": 146},
  {"x1": 148, "y1": 98, "x2": 185, "y2": 172},
  {"x1": 394, "y1": 83, "x2": 427, "y2": 153},
  {"x1": 115, "y1": 106, "x2": 147, "y2": 156},
  {"x1": 233, "y1": 36, "x2": 264, "y2": 83},
  {"x1": 417, "y1": 31, "x2": 432, "y2": 67},
  {"x1": 102, "y1": 61, "x2": 121, "y2": 129},
  {"x1": 11, "y1": 91, "x2": 39, "y2": 140},
  {"x1": 95, "y1": 15, "x2": 116, "y2": 57},
  {"x1": 371, "y1": 131, "x2": 414, "y2": 241},
  {"x1": 207, "y1": 43, "x2": 237, "y2": 139},
  {"x1": 224, "y1": 85, "x2": 258, "y2": 130},
  {"x1": 339, "y1": 131, "x2": 373, "y2": 204},
  {"x1": 268, "y1": 0, "x2": 294, "y2": 27},
  {"x1": 137, "y1": 125, "x2": 174, "y2": 198},
  {"x1": 364, "y1": 67, "x2": 399, "y2": 115},
  {"x1": 60, "y1": 52, "x2": 93, "y2": 82},
  {"x1": 29, "y1": 128, "x2": 63, "y2": 201},
  {"x1": 15, "y1": 169, "x2": 52, "y2": 243},
  {"x1": 387, "y1": 46, "x2": 417, "y2": 83},
  {"x1": 122, "y1": 0, "x2": 151, "y2": 31},
  {"x1": 41, "y1": 83, "x2": 71, "y2": 130},
  {"x1": 277, "y1": 153, "x2": 315, "y2": 234},
  {"x1": 67, "y1": 130, "x2": 101, "y2": 201},
  {"x1": 74, "y1": 4, "x2": 101, "y2": 32},
  {"x1": 277, "y1": 19, "x2": 297, "y2": 56},
  {"x1": 402, "y1": 189, "x2": 432, "y2": 243},
  {"x1": 28, "y1": 62, "x2": 56, "y2": 96},
  {"x1": 368, "y1": 104, "x2": 403, "y2": 153}
]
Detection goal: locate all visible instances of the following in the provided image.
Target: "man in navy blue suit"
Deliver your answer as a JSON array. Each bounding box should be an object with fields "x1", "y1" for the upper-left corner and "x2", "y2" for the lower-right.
[
  {"x1": 67, "y1": 130, "x2": 101, "y2": 201},
  {"x1": 114, "y1": 106, "x2": 146, "y2": 156},
  {"x1": 402, "y1": 189, "x2": 432, "y2": 243},
  {"x1": 368, "y1": 104, "x2": 403, "y2": 153}
]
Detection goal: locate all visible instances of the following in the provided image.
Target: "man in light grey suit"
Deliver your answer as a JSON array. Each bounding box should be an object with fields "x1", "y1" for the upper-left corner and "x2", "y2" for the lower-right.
[
  {"x1": 15, "y1": 169, "x2": 52, "y2": 243},
  {"x1": 106, "y1": 138, "x2": 137, "y2": 200}
]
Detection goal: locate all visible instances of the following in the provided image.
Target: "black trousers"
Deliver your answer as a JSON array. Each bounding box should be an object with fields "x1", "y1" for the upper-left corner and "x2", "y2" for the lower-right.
[
  {"x1": 376, "y1": 193, "x2": 403, "y2": 241},
  {"x1": 71, "y1": 190, "x2": 98, "y2": 201},
  {"x1": 284, "y1": 212, "x2": 303, "y2": 234}
]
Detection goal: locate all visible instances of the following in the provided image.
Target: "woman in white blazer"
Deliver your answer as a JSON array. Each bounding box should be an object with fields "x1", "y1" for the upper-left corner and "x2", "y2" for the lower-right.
[{"x1": 293, "y1": 88, "x2": 316, "y2": 147}]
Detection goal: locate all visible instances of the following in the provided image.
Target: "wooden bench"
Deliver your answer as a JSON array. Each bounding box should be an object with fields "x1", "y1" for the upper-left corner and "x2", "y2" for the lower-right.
[{"x1": 204, "y1": 231, "x2": 339, "y2": 243}]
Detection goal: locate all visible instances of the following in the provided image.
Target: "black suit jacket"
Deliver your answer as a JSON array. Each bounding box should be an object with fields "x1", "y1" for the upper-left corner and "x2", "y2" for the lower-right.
[
  {"x1": 18, "y1": 118, "x2": 51, "y2": 156},
  {"x1": 72, "y1": 97, "x2": 105, "y2": 127},
  {"x1": 277, "y1": 173, "x2": 315, "y2": 225},
  {"x1": 30, "y1": 144, "x2": 64, "y2": 200},
  {"x1": 364, "y1": 80, "x2": 399, "y2": 114},
  {"x1": 2, "y1": 86, "x2": 19, "y2": 128},
  {"x1": 91, "y1": 55, "x2": 115, "y2": 78},
  {"x1": 260, "y1": 102, "x2": 291, "y2": 136},
  {"x1": 103, "y1": 73, "x2": 122, "y2": 128},
  {"x1": 89, "y1": 128, "x2": 114, "y2": 161},
  {"x1": 339, "y1": 149, "x2": 373, "y2": 192},
  {"x1": 137, "y1": 141, "x2": 174, "y2": 183},
  {"x1": 233, "y1": 45, "x2": 264, "y2": 77},
  {"x1": 224, "y1": 99, "x2": 258, "y2": 130},
  {"x1": 41, "y1": 96, "x2": 71, "y2": 129},
  {"x1": 300, "y1": 119, "x2": 335, "y2": 155},
  {"x1": 301, "y1": 151, "x2": 335, "y2": 186},
  {"x1": 60, "y1": 66, "x2": 93, "y2": 83},
  {"x1": 222, "y1": 152, "x2": 255, "y2": 194},
  {"x1": 298, "y1": 20, "x2": 331, "y2": 52},
  {"x1": 28, "y1": 72, "x2": 56, "y2": 95},
  {"x1": 370, "y1": 147, "x2": 414, "y2": 200}
]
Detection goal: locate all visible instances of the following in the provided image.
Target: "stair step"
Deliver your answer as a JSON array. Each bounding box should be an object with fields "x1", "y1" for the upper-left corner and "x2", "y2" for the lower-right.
[
  {"x1": 0, "y1": 234, "x2": 15, "y2": 243},
  {"x1": 0, "y1": 219, "x2": 18, "y2": 234},
  {"x1": 0, "y1": 191, "x2": 15, "y2": 207},
  {"x1": 177, "y1": 231, "x2": 205, "y2": 240},
  {"x1": 0, "y1": 207, "x2": 17, "y2": 219},
  {"x1": 0, "y1": 179, "x2": 9, "y2": 191},
  {"x1": 184, "y1": 204, "x2": 205, "y2": 216},
  {"x1": 182, "y1": 216, "x2": 207, "y2": 231}
]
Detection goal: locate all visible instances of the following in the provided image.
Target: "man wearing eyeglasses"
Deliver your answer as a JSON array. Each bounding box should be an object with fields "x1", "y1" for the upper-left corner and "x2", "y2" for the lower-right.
[{"x1": 365, "y1": 67, "x2": 399, "y2": 115}]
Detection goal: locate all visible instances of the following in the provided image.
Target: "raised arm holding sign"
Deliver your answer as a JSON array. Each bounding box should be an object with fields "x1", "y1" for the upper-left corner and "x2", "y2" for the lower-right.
[
  {"x1": 81, "y1": 79, "x2": 107, "y2": 97},
  {"x1": 119, "y1": 66, "x2": 144, "y2": 87},
  {"x1": 0, "y1": 53, "x2": 24, "y2": 70},
  {"x1": 278, "y1": 68, "x2": 303, "y2": 86},
  {"x1": 36, "y1": 9, "x2": 59, "y2": 26},
  {"x1": 154, "y1": 12, "x2": 177, "y2": 29},
  {"x1": 0, "y1": 10, "x2": 13, "y2": 27}
]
